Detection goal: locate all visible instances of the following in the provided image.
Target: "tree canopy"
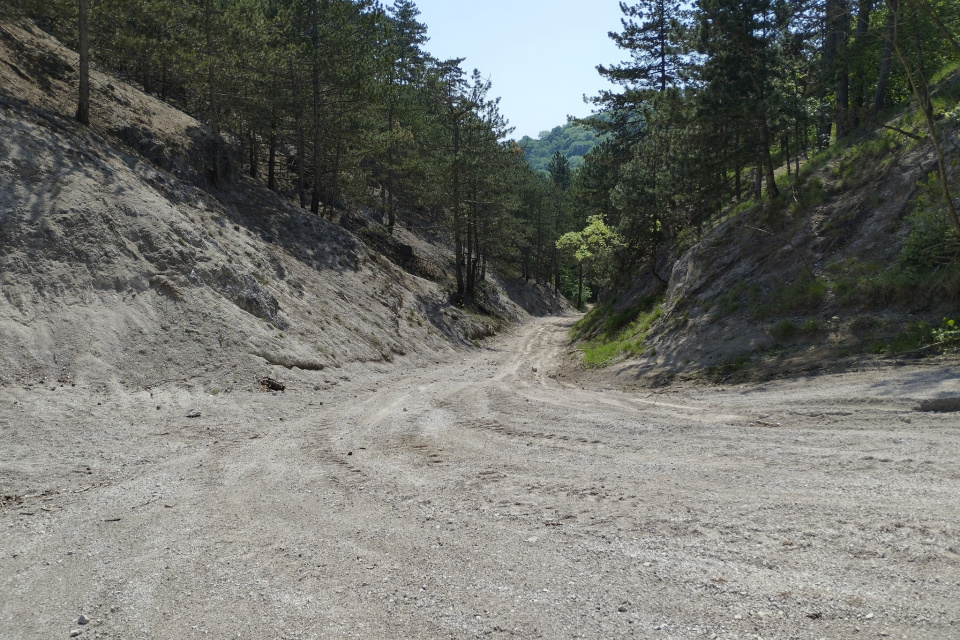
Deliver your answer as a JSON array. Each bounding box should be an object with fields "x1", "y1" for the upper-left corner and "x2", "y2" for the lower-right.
[{"x1": 518, "y1": 121, "x2": 604, "y2": 173}]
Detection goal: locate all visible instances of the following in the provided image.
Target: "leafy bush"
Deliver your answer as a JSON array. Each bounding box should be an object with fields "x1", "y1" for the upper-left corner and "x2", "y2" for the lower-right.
[
  {"x1": 800, "y1": 319, "x2": 825, "y2": 335},
  {"x1": 770, "y1": 317, "x2": 824, "y2": 341},
  {"x1": 932, "y1": 318, "x2": 960, "y2": 345}
]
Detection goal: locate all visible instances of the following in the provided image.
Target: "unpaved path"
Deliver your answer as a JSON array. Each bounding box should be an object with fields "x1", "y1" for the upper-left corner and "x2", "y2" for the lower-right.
[{"x1": 2, "y1": 317, "x2": 960, "y2": 639}]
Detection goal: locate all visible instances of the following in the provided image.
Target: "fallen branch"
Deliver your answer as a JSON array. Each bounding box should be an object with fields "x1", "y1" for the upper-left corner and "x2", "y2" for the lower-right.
[
  {"x1": 131, "y1": 497, "x2": 159, "y2": 510},
  {"x1": 879, "y1": 124, "x2": 924, "y2": 141},
  {"x1": 259, "y1": 376, "x2": 286, "y2": 392}
]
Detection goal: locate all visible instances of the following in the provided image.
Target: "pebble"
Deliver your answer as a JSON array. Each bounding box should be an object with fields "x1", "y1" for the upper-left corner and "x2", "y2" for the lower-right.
[
  {"x1": 186, "y1": 410, "x2": 201, "y2": 418},
  {"x1": 78, "y1": 615, "x2": 89, "y2": 625},
  {"x1": 70, "y1": 630, "x2": 81, "y2": 637},
  {"x1": 617, "y1": 606, "x2": 628, "y2": 613}
]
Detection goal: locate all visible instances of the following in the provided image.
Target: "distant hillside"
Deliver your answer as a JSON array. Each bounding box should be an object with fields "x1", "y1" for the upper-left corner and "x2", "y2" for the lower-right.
[{"x1": 519, "y1": 121, "x2": 603, "y2": 173}]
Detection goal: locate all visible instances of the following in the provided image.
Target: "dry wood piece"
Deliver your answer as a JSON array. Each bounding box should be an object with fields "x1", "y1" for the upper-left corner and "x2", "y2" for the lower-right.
[{"x1": 259, "y1": 377, "x2": 286, "y2": 392}]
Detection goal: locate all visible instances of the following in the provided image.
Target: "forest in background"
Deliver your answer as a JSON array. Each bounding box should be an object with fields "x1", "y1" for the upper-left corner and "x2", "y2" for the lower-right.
[
  {"x1": 519, "y1": 121, "x2": 604, "y2": 173},
  {"x1": 3, "y1": 0, "x2": 959, "y2": 315}
]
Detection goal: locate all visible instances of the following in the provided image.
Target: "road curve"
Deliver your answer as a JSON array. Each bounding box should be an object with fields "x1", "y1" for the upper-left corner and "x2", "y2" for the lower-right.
[{"x1": 2, "y1": 316, "x2": 959, "y2": 639}]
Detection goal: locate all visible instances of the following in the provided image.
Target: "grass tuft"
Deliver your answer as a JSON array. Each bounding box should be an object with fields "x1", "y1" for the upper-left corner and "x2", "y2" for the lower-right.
[{"x1": 574, "y1": 296, "x2": 664, "y2": 367}]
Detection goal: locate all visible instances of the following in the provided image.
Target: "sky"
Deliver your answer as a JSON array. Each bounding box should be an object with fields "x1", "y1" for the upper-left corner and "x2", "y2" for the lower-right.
[{"x1": 412, "y1": 0, "x2": 627, "y2": 141}]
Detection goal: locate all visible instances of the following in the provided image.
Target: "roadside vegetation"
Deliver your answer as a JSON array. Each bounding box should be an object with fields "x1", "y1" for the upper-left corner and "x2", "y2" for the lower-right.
[
  {"x1": 571, "y1": 296, "x2": 663, "y2": 367},
  {"x1": 559, "y1": 0, "x2": 960, "y2": 375}
]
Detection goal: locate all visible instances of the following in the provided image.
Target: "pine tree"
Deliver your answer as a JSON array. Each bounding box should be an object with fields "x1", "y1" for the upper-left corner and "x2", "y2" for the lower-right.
[
  {"x1": 599, "y1": 0, "x2": 687, "y2": 93},
  {"x1": 594, "y1": 0, "x2": 689, "y2": 134}
]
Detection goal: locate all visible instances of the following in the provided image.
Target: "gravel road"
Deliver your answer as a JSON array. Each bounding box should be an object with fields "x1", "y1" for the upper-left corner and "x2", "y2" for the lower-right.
[{"x1": 2, "y1": 317, "x2": 959, "y2": 639}]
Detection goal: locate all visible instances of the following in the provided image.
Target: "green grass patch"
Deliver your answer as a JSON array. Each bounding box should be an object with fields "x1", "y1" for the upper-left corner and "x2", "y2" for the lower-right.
[
  {"x1": 930, "y1": 60, "x2": 960, "y2": 87},
  {"x1": 728, "y1": 199, "x2": 758, "y2": 219},
  {"x1": 575, "y1": 296, "x2": 664, "y2": 367},
  {"x1": 789, "y1": 176, "x2": 827, "y2": 213}
]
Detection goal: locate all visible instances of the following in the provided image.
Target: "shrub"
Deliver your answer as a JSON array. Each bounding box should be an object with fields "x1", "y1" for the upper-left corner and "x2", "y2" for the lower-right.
[
  {"x1": 932, "y1": 318, "x2": 960, "y2": 345},
  {"x1": 756, "y1": 276, "x2": 826, "y2": 318},
  {"x1": 880, "y1": 321, "x2": 932, "y2": 354},
  {"x1": 900, "y1": 175, "x2": 960, "y2": 273},
  {"x1": 771, "y1": 319, "x2": 798, "y2": 340},
  {"x1": 800, "y1": 319, "x2": 824, "y2": 335},
  {"x1": 850, "y1": 316, "x2": 883, "y2": 334}
]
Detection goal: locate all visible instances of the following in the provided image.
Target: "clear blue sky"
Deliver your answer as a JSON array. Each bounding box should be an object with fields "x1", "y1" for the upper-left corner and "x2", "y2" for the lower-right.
[{"x1": 412, "y1": 0, "x2": 626, "y2": 141}]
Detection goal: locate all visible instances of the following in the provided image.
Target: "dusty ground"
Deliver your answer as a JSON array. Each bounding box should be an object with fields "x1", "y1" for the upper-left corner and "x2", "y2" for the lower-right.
[{"x1": 3, "y1": 316, "x2": 959, "y2": 640}]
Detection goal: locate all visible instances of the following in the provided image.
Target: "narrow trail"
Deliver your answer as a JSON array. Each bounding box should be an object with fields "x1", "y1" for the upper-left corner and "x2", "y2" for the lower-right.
[{"x1": 2, "y1": 317, "x2": 960, "y2": 639}]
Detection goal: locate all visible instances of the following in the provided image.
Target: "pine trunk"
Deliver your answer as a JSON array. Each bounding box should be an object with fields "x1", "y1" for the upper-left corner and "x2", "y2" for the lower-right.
[
  {"x1": 851, "y1": 0, "x2": 873, "y2": 127},
  {"x1": 267, "y1": 124, "x2": 277, "y2": 192},
  {"x1": 577, "y1": 263, "x2": 583, "y2": 309},
  {"x1": 452, "y1": 123, "x2": 464, "y2": 297},
  {"x1": 296, "y1": 116, "x2": 307, "y2": 208},
  {"x1": 76, "y1": 0, "x2": 90, "y2": 126},
  {"x1": 873, "y1": 0, "x2": 897, "y2": 114},
  {"x1": 758, "y1": 118, "x2": 778, "y2": 198},
  {"x1": 249, "y1": 131, "x2": 258, "y2": 179},
  {"x1": 835, "y1": 0, "x2": 852, "y2": 137},
  {"x1": 206, "y1": 0, "x2": 221, "y2": 185},
  {"x1": 466, "y1": 181, "x2": 475, "y2": 296},
  {"x1": 311, "y1": 2, "x2": 322, "y2": 215}
]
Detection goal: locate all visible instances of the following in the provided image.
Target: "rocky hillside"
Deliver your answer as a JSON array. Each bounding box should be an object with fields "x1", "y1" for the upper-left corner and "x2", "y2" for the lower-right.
[
  {"x1": 0, "y1": 20, "x2": 565, "y2": 394},
  {"x1": 571, "y1": 77, "x2": 960, "y2": 387}
]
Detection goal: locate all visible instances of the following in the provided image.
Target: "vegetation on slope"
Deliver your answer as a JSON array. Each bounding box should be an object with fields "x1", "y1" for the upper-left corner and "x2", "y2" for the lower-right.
[
  {"x1": 518, "y1": 121, "x2": 604, "y2": 173},
  {"x1": 571, "y1": 295, "x2": 664, "y2": 367},
  {"x1": 559, "y1": 0, "x2": 960, "y2": 376},
  {"x1": 4, "y1": 0, "x2": 959, "y2": 378}
]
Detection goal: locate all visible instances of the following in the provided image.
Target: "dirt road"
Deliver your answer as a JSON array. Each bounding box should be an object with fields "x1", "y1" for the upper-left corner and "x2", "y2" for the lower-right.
[{"x1": 2, "y1": 317, "x2": 959, "y2": 639}]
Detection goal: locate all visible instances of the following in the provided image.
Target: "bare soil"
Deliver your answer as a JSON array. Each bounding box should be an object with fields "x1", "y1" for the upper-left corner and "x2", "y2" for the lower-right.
[
  {"x1": 3, "y1": 317, "x2": 959, "y2": 639},
  {"x1": 0, "y1": 19, "x2": 564, "y2": 395}
]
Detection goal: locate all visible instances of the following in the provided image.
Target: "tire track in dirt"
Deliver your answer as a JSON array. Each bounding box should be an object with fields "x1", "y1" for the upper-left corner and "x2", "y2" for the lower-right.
[{"x1": 4, "y1": 317, "x2": 960, "y2": 639}]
